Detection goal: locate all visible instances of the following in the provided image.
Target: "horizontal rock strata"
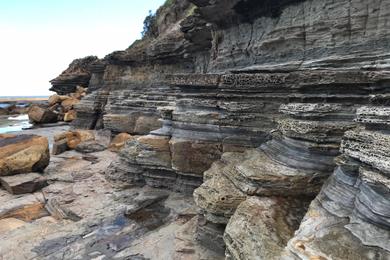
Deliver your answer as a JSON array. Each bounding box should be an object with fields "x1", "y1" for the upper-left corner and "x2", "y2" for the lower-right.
[
  {"x1": 50, "y1": 56, "x2": 98, "y2": 95},
  {"x1": 192, "y1": 70, "x2": 390, "y2": 253},
  {"x1": 47, "y1": 0, "x2": 390, "y2": 258},
  {"x1": 191, "y1": 0, "x2": 390, "y2": 72}
]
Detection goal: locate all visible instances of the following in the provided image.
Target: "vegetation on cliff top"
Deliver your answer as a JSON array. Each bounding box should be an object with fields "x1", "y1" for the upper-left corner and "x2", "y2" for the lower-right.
[
  {"x1": 141, "y1": 0, "x2": 175, "y2": 38},
  {"x1": 142, "y1": 10, "x2": 158, "y2": 38}
]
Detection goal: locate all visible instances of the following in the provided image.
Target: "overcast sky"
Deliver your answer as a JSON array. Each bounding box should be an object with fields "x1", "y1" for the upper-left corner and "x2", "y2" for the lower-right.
[{"x1": 0, "y1": 0, "x2": 165, "y2": 96}]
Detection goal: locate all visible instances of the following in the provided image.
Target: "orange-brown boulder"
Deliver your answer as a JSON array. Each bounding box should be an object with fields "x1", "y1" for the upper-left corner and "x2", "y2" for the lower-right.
[
  {"x1": 65, "y1": 130, "x2": 95, "y2": 149},
  {"x1": 28, "y1": 105, "x2": 58, "y2": 124},
  {"x1": 0, "y1": 134, "x2": 50, "y2": 176},
  {"x1": 48, "y1": 94, "x2": 69, "y2": 106},
  {"x1": 61, "y1": 98, "x2": 80, "y2": 112},
  {"x1": 109, "y1": 133, "x2": 134, "y2": 152}
]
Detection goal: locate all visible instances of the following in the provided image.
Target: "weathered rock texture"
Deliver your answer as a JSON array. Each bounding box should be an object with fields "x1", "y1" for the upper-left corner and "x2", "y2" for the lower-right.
[
  {"x1": 28, "y1": 105, "x2": 58, "y2": 124},
  {"x1": 0, "y1": 134, "x2": 50, "y2": 176},
  {"x1": 0, "y1": 173, "x2": 47, "y2": 195},
  {"x1": 192, "y1": 0, "x2": 390, "y2": 72},
  {"x1": 29, "y1": 87, "x2": 87, "y2": 124},
  {"x1": 50, "y1": 56, "x2": 98, "y2": 95},
  {"x1": 282, "y1": 107, "x2": 390, "y2": 259},
  {"x1": 49, "y1": 0, "x2": 390, "y2": 258}
]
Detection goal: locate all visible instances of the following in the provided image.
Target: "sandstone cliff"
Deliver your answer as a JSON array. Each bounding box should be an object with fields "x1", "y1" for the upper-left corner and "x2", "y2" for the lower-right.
[{"x1": 50, "y1": 0, "x2": 390, "y2": 259}]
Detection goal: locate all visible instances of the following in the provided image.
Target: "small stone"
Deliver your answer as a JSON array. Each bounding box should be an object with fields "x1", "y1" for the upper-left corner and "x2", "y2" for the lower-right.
[{"x1": 48, "y1": 94, "x2": 69, "y2": 106}]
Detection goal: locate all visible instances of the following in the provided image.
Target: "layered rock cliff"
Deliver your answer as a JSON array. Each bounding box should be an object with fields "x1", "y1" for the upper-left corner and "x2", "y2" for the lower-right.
[{"x1": 50, "y1": 0, "x2": 390, "y2": 258}]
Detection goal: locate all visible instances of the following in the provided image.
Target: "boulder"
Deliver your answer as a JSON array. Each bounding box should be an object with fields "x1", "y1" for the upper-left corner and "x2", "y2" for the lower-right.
[
  {"x1": 52, "y1": 130, "x2": 96, "y2": 154},
  {"x1": 0, "y1": 134, "x2": 50, "y2": 176},
  {"x1": 28, "y1": 105, "x2": 58, "y2": 124},
  {"x1": 0, "y1": 173, "x2": 48, "y2": 195},
  {"x1": 64, "y1": 110, "x2": 77, "y2": 122},
  {"x1": 48, "y1": 94, "x2": 69, "y2": 106},
  {"x1": 61, "y1": 98, "x2": 80, "y2": 112},
  {"x1": 109, "y1": 133, "x2": 134, "y2": 152},
  {"x1": 65, "y1": 130, "x2": 95, "y2": 149}
]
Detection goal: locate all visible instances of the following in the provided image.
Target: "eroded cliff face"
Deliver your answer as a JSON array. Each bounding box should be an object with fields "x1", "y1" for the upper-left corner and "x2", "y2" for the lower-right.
[{"x1": 50, "y1": 0, "x2": 390, "y2": 259}]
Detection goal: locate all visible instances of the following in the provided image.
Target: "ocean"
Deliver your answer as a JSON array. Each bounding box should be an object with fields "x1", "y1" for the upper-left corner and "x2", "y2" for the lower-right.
[
  {"x1": 0, "y1": 114, "x2": 32, "y2": 134},
  {"x1": 0, "y1": 96, "x2": 48, "y2": 133}
]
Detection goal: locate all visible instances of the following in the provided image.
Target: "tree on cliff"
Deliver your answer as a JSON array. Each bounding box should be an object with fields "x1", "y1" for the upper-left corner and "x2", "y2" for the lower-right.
[{"x1": 142, "y1": 10, "x2": 158, "y2": 38}]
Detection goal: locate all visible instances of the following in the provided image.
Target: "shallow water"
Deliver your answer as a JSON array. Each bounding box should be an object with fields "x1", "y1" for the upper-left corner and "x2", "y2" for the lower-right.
[{"x1": 0, "y1": 114, "x2": 32, "y2": 134}]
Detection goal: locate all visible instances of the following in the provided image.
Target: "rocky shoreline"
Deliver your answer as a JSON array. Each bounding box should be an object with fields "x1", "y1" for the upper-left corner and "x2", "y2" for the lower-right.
[
  {"x1": 1, "y1": 0, "x2": 390, "y2": 259},
  {"x1": 0, "y1": 98, "x2": 46, "y2": 116},
  {"x1": 0, "y1": 126, "x2": 221, "y2": 259}
]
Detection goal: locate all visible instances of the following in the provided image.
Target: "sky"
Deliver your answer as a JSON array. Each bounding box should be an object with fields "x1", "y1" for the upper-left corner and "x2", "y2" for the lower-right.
[{"x1": 0, "y1": 0, "x2": 166, "y2": 96}]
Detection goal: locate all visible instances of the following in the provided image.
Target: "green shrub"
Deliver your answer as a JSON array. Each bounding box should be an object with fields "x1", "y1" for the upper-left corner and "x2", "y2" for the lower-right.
[
  {"x1": 163, "y1": 0, "x2": 175, "y2": 7},
  {"x1": 141, "y1": 10, "x2": 158, "y2": 38}
]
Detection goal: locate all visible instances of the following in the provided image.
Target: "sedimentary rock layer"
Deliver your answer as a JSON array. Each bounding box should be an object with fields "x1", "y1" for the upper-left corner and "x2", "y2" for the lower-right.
[
  {"x1": 283, "y1": 106, "x2": 390, "y2": 259},
  {"x1": 48, "y1": 0, "x2": 390, "y2": 258},
  {"x1": 50, "y1": 56, "x2": 98, "y2": 95},
  {"x1": 191, "y1": 0, "x2": 390, "y2": 72}
]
